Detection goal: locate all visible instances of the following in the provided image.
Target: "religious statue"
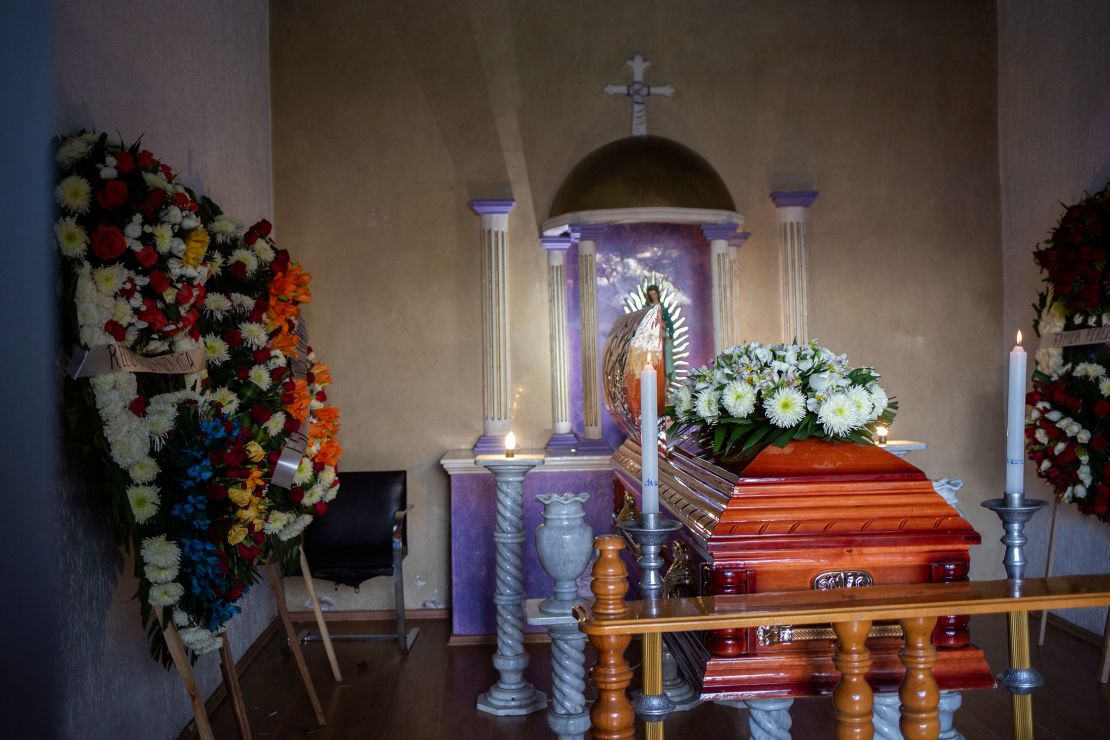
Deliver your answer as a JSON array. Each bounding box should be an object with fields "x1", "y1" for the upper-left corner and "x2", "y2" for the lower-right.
[{"x1": 645, "y1": 284, "x2": 676, "y2": 387}]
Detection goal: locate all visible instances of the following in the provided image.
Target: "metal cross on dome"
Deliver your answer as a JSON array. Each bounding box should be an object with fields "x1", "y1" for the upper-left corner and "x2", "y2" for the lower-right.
[{"x1": 604, "y1": 54, "x2": 674, "y2": 137}]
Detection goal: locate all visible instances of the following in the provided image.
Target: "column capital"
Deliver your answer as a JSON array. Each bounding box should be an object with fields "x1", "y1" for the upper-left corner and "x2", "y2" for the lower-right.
[
  {"x1": 700, "y1": 223, "x2": 738, "y2": 242},
  {"x1": 730, "y1": 231, "x2": 751, "y2": 248},
  {"x1": 470, "y1": 199, "x2": 516, "y2": 216},
  {"x1": 572, "y1": 224, "x2": 608, "y2": 242},
  {"x1": 540, "y1": 235, "x2": 573, "y2": 251},
  {"x1": 770, "y1": 190, "x2": 819, "y2": 209}
]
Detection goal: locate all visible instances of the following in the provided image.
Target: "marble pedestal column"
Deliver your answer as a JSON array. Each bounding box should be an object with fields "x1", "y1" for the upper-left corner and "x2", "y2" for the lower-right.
[
  {"x1": 573, "y1": 225, "x2": 611, "y2": 454},
  {"x1": 471, "y1": 199, "x2": 515, "y2": 455},
  {"x1": 701, "y1": 224, "x2": 738, "y2": 354},
  {"x1": 541, "y1": 236, "x2": 576, "y2": 454},
  {"x1": 474, "y1": 454, "x2": 547, "y2": 716}
]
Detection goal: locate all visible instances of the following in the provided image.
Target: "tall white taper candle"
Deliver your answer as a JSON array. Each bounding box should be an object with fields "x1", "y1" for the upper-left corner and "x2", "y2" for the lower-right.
[
  {"x1": 1005, "y1": 331, "x2": 1027, "y2": 506},
  {"x1": 641, "y1": 361, "x2": 659, "y2": 516}
]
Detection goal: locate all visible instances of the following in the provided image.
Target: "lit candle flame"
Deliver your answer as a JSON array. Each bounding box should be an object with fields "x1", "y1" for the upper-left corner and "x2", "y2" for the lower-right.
[
  {"x1": 504, "y1": 431, "x2": 516, "y2": 451},
  {"x1": 1017, "y1": 330, "x2": 1022, "y2": 346}
]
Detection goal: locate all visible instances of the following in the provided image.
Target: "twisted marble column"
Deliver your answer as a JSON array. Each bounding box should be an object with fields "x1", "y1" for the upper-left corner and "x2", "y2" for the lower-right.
[
  {"x1": 721, "y1": 698, "x2": 794, "y2": 740},
  {"x1": 475, "y1": 455, "x2": 546, "y2": 716},
  {"x1": 874, "y1": 691, "x2": 965, "y2": 740}
]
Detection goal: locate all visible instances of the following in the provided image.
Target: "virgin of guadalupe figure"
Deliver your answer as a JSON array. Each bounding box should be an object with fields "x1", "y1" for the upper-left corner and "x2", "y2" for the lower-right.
[{"x1": 645, "y1": 284, "x2": 676, "y2": 386}]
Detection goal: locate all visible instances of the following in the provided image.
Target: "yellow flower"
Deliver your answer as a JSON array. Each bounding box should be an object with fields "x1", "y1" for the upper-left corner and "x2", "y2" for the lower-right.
[
  {"x1": 245, "y1": 441, "x2": 265, "y2": 463},
  {"x1": 228, "y1": 487, "x2": 251, "y2": 507},
  {"x1": 227, "y1": 525, "x2": 248, "y2": 546},
  {"x1": 182, "y1": 225, "x2": 210, "y2": 267},
  {"x1": 236, "y1": 505, "x2": 259, "y2": 524},
  {"x1": 244, "y1": 468, "x2": 264, "y2": 493}
]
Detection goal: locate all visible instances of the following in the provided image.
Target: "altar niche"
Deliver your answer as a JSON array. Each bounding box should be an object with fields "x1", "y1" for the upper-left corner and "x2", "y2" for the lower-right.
[{"x1": 564, "y1": 224, "x2": 714, "y2": 451}]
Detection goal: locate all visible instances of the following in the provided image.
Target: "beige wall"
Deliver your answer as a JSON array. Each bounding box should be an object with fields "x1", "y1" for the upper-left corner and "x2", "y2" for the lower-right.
[
  {"x1": 998, "y1": 0, "x2": 1110, "y2": 634},
  {"x1": 54, "y1": 1, "x2": 274, "y2": 737},
  {"x1": 271, "y1": 0, "x2": 1006, "y2": 611}
]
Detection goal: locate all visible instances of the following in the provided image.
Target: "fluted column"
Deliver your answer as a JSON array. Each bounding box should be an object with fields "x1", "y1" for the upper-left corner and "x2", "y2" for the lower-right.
[
  {"x1": 702, "y1": 224, "x2": 738, "y2": 353},
  {"x1": 542, "y1": 236, "x2": 576, "y2": 455},
  {"x1": 727, "y1": 231, "x2": 751, "y2": 348},
  {"x1": 574, "y1": 225, "x2": 611, "y2": 454},
  {"x1": 770, "y1": 191, "x2": 819, "y2": 343},
  {"x1": 471, "y1": 200, "x2": 515, "y2": 454}
]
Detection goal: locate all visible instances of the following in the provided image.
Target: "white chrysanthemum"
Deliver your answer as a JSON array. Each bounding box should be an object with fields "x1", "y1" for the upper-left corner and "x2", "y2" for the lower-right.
[
  {"x1": 240, "y1": 321, "x2": 268, "y2": 349},
  {"x1": 323, "y1": 476, "x2": 339, "y2": 502},
  {"x1": 144, "y1": 562, "x2": 179, "y2": 584},
  {"x1": 111, "y1": 298, "x2": 134, "y2": 325},
  {"x1": 142, "y1": 171, "x2": 169, "y2": 192},
  {"x1": 145, "y1": 403, "x2": 177, "y2": 438},
  {"x1": 203, "y1": 335, "x2": 230, "y2": 365},
  {"x1": 817, "y1": 393, "x2": 860, "y2": 436},
  {"x1": 263, "y1": 411, "x2": 288, "y2": 437},
  {"x1": 229, "y1": 248, "x2": 259, "y2": 275},
  {"x1": 279, "y1": 514, "x2": 314, "y2": 541},
  {"x1": 293, "y1": 456, "x2": 315, "y2": 486},
  {"x1": 54, "y1": 216, "x2": 88, "y2": 258},
  {"x1": 673, "y1": 385, "x2": 694, "y2": 418},
  {"x1": 846, "y1": 386, "x2": 877, "y2": 422},
  {"x1": 209, "y1": 215, "x2": 241, "y2": 243},
  {"x1": 1035, "y1": 347, "x2": 1065, "y2": 376},
  {"x1": 56, "y1": 175, "x2": 92, "y2": 214},
  {"x1": 1073, "y1": 362, "x2": 1107, "y2": 379},
  {"x1": 149, "y1": 582, "x2": 184, "y2": 607},
  {"x1": 127, "y1": 485, "x2": 161, "y2": 523},
  {"x1": 317, "y1": 466, "x2": 337, "y2": 489},
  {"x1": 230, "y1": 293, "x2": 255, "y2": 313},
  {"x1": 141, "y1": 535, "x2": 181, "y2": 569},
  {"x1": 128, "y1": 457, "x2": 160, "y2": 484},
  {"x1": 1100, "y1": 378, "x2": 1110, "y2": 397},
  {"x1": 263, "y1": 510, "x2": 293, "y2": 534},
  {"x1": 248, "y1": 365, "x2": 272, "y2": 391},
  {"x1": 721, "y1": 380, "x2": 757, "y2": 419},
  {"x1": 303, "y1": 483, "x2": 326, "y2": 506},
  {"x1": 694, "y1": 388, "x2": 720, "y2": 422},
  {"x1": 106, "y1": 417, "x2": 149, "y2": 468},
  {"x1": 764, "y1": 387, "x2": 807, "y2": 428},
  {"x1": 92, "y1": 264, "x2": 128, "y2": 296},
  {"x1": 202, "y1": 293, "x2": 232, "y2": 318},
  {"x1": 253, "y1": 240, "x2": 276, "y2": 262},
  {"x1": 150, "y1": 223, "x2": 174, "y2": 253},
  {"x1": 868, "y1": 385, "x2": 889, "y2": 417},
  {"x1": 210, "y1": 386, "x2": 240, "y2": 414},
  {"x1": 172, "y1": 609, "x2": 190, "y2": 627},
  {"x1": 56, "y1": 136, "x2": 94, "y2": 168}
]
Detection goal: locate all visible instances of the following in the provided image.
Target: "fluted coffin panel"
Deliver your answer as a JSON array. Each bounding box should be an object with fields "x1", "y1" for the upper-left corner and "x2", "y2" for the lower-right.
[{"x1": 611, "y1": 437, "x2": 993, "y2": 700}]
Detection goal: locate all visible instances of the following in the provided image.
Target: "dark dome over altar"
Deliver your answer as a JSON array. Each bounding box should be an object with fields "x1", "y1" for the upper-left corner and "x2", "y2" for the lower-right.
[{"x1": 548, "y1": 135, "x2": 736, "y2": 218}]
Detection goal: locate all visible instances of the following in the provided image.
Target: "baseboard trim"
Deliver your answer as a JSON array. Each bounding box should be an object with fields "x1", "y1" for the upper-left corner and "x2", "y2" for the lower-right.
[
  {"x1": 176, "y1": 618, "x2": 279, "y2": 740},
  {"x1": 288, "y1": 607, "x2": 449, "y2": 623},
  {"x1": 448, "y1": 632, "x2": 551, "y2": 647},
  {"x1": 1045, "y1": 611, "x2": 1106, "y2": 646}
]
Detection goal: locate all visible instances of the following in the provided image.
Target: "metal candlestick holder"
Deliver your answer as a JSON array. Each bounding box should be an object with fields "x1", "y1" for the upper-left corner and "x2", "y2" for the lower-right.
[
  {"x1": 618, "y1": 512, "x2": 683, "y2": 721},
  {"x1": 981, "y1": 496, "x2": 1048, "y2": 582}
]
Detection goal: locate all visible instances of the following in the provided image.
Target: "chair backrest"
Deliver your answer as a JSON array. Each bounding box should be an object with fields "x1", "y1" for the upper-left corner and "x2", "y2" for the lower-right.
[{"x1": 304, "y1": 470, "x2": 406, "y2": 550}]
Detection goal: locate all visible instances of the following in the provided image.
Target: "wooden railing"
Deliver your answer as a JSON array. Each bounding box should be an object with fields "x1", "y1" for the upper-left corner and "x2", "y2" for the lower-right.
[{"x1": 575, "y1": 535, "x2": 1110, "y2": 740}]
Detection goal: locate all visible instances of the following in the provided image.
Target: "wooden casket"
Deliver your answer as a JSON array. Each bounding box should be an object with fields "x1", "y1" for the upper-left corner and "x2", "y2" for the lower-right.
[
  {"x1": 600, "y1": 307, "x2": 993, "y2": 701},
  {"x1": 611, "y1": 437, "x2": 996, "y2": 700}
]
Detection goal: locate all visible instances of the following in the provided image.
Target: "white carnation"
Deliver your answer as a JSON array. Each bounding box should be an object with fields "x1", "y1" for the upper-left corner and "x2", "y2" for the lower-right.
[
  {"x1": 148, "y1": 582, "x2": 184, "y2": 607},
  {"x1": 144, "y1": 562, "x2": 179, "y2": 584},
  {"x1": 141, "y1": 535, "x2": 181, "y2": 569}
]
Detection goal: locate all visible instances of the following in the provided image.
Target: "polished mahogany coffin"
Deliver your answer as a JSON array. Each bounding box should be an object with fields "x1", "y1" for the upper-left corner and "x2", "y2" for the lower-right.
[{"x1": 611, "y1": 437, "x2": 996, "y2": 700}]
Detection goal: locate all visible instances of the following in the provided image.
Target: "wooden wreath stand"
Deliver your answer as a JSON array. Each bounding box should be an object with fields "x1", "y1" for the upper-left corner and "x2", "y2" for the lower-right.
[{"x1": 161, "y1": 545, "x2": 342, "y2": 739}]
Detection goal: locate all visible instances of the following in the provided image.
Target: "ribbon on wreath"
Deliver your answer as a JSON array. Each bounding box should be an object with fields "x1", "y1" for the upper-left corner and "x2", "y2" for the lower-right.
[
  {"x1": 67, "y1": 343, "x2": 206, "y2": 378},
  {"x1": 1041, "y1": 326, "x2": 1110, "y2": 349}
]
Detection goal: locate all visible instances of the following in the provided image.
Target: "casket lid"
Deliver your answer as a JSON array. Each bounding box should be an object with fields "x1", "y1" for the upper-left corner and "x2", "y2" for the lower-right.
[{"x1": 643, "y1": 438, "x2": 980, "y2": 551}]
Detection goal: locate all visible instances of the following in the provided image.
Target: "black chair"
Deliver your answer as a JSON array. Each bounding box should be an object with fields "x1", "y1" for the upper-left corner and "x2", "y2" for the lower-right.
[{"x1": 300, "y1": 470, "x2": 418, "y2": 652}]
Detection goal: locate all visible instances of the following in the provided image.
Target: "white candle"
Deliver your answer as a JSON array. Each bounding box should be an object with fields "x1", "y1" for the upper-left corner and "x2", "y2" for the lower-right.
[
  {"x1": 1005, "y1": 331, "x2": 1027, "y2": 505},
  {"x1": 504, "y1": 431, "x2": 516, "y2": 459},
  {"x1": 640, "y1": 360, "x2": 659, "y2": 516}
]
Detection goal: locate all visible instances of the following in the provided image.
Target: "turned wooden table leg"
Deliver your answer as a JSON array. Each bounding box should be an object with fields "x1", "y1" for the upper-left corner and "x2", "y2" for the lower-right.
[
  {"x1": 588, "y1": 535, "x2": 635, "y2": 740},
  {"x1": 833, "y1": 619, "x2": 874, "y2": 740},
  {"x1": 898, "y1": 616, "x2": 940, "y2": 740}
]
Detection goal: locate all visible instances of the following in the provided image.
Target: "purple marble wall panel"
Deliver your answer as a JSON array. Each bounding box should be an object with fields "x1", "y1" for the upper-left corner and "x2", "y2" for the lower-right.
[{"x1": 449, "y1": 467, "x2": 614, "y2": 636}]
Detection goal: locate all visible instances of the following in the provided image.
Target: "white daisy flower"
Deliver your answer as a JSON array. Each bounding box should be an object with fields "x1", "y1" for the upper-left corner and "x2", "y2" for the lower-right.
[
  {"x1": 127, "y1": 485, "x2": 161, "y2": 523},
  {"x1": 721, "y1": 380, "x2": 757, "y2": 419},
  {"x1": 148, "y1": 582, "x2": 184, "y2": 607},
  {"x1": 144, "y1": 562, "x2": 179, "y2": 584},
  {"x1": 817, "y1": 393, "x2": 859, "y2": 436},
  {"x1": 764, "y1": 387, "x2": 806, "y2": 428},
  {"x1": 694, "y1": 388, "x2": 720, "y2": 422},
  {"x1": 264, "y1": 411, "x2": 288, "y2": 437},
  {"x1": 129, "y1": 457, "x2": 160, "y2": 484},
  {"x1": 230, "y1": 293, "x2": 255, "y2": 313},
  {"x1": 846, "y1": 386, "x2": 876, "y2": 422},
  {"x1": 56, "y1": 136, "x2": 94, "y2": 168},
  {"x1": 202, "y1": 293, "x2": 232, "y2": 318},
  {"x1": 54, "y1": 216, "x2": 88, "y2": 258},
  {"x1": 248, "y1": 364, "x2": 272, "y2": 390},
  {"x1": 56, "y1": 175, "x2": 91, "y2": 214},
  {"x1": 141, "y1": 535, "x2": 181, "y2": 569},
  {"x1": 203, "y1": 335, "x2": 230, "y2": 365},
  {"x1": 239, "y1": 321, "x2": 268, "y2": 349}
]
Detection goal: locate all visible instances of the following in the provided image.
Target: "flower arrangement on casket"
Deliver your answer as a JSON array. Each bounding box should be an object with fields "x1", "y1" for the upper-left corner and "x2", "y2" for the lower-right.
[
  {"x1": 666, "y1": 340, "x2": 897, "y2": 459},
  {"x1": 56, "y1": 131, "x2": 343, "y2": 663},
  {"x1": 1026, "y1": 181, "x2": 1110, "y2": 523}
]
